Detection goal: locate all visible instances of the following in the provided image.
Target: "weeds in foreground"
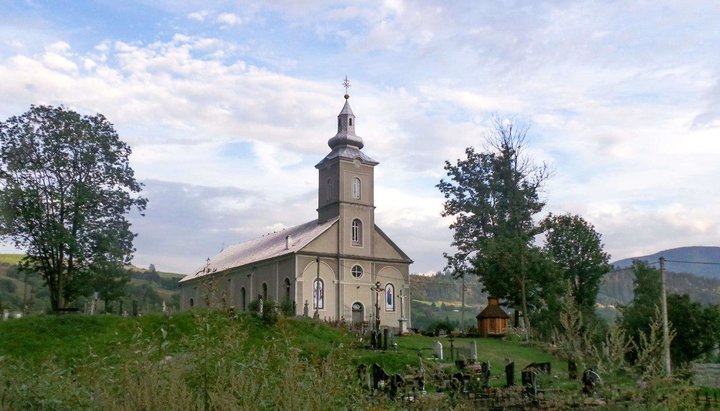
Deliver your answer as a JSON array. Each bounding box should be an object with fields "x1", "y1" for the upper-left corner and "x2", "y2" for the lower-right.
[{"x1": 0, "y1": 312, "x2": 367, "y2": 411}]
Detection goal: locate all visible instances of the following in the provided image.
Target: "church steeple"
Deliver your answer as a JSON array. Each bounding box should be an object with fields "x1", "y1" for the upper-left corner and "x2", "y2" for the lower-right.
[
  {"x1": 316, "y1": 78, "x2": 378, "y2": 224},
  {"x1": 328, "y1": 88, "x2": 363, "y2": 150}
]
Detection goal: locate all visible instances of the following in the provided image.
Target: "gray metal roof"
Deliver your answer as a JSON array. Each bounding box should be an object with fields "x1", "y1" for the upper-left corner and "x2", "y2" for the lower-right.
[
  {"x1": 180, "y1": 217, "x2": 339, "y2": 283},
  {"x1": 315, "y1": 145, "x2": 378, "y2": 168}
]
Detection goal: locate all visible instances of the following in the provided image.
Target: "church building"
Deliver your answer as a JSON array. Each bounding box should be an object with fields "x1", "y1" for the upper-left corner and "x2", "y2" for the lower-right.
[{"x1": 178, "y1": 87, "x2": 413, "y2": 329}]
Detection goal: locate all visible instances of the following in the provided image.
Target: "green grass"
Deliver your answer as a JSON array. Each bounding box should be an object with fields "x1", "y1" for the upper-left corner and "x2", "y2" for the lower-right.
[{"x1": 0, "y1": 311, "x2": 347, "y2": 366}]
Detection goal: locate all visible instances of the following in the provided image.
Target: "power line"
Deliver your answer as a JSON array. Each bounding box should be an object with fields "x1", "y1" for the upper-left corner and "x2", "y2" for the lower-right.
[{"x1": 663, "y1": 259, "x2": 720, "y2": 266}]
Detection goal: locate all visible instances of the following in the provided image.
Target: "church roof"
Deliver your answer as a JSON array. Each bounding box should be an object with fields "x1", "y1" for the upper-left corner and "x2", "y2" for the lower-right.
[
  {"x1": 180, "y1": 217, "x2": 339, "y2": 283},
  {"x1": 315, "y1": 146, "x2": 379, "y2": 168}
]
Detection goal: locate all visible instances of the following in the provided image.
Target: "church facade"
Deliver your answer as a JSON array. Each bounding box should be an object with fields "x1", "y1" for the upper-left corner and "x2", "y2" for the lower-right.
[{"x1": 178, "y1": 92, "x2": 413, "y2": 329}]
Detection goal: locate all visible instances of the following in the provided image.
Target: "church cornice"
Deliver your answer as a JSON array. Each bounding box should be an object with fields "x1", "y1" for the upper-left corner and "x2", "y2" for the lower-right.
[{"x1": 295, "y1": 251, "x2": 413, "y2": 265}]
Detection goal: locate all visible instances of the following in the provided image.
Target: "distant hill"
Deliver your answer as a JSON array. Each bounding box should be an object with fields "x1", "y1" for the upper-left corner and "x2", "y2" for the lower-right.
[
  {"x1": 612, "y1": 246, "x2": 720, "y2": 279},
  {"x1": 598, "y1": 267, "x2": 720, "y2": 307}
]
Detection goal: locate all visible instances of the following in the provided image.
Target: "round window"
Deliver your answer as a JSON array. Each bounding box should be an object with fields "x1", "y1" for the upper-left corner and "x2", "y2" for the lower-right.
[{"x1": 351, "y1": 265, "x2": 363, "y2": 278}]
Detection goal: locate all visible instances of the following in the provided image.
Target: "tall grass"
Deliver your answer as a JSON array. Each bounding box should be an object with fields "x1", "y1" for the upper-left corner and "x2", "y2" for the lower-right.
[{"x1": 0, "y1": 311, "x2": 369, "y2": 410}]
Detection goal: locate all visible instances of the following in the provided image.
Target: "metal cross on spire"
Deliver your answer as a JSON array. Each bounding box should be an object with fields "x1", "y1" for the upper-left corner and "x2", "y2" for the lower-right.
[{"x1": 342, "y1": 75, "x2": 351, "y2": 99}]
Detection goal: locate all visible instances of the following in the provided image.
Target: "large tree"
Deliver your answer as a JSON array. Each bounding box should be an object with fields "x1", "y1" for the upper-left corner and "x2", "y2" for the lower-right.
[
  {"x1": 619, "y1": 260, "x2": 720, "y2": 366},
  {"x1": 542, "y1": 213, "x2": 611, "y2": 313},
  {"x1": 437, "y1": 118, "x2": 551, "y2": 332},
  {"x1": 0, "y1": 105, "x2": 147, "y2": 310}
]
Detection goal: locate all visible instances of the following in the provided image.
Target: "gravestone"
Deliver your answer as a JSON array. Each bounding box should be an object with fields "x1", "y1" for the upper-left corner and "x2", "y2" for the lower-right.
[
  {"x1": 480, "y1": 361, "x2": 491, "y2": 388},
  {"x1": 132, "y1": 300, "x2": 138, "y2": 316},
  {"x1": 433, "y1": 341, "x2": 443, "y2": 360},
  {"x1": 383, "y1": 328, "x2": 390, "y2": 350},
  {"x1": 505, "y1": 361, "x2": 515, "y2": 387},
  {"x1": 371, "y1": 363, "x2": 390, "y2": 391},
  {"x1": 522, "y1": 368, "x2": 539, "y2": 397},
  {"x1": 568, "y1": 357, "x2": 578, "y2": 380},
  {"x1": 417, "y1": 357, "x2": 427, "y2": 394},
  {"x1": 257, "y1": 297, "x2": 264, "y2": 314},
  {"x1": 470, "y1": 341, "x2": 478, "y2": 362},
  {"x1": 2, "y1": 309, "x2": 9, "y2": 321},
  {"x1": 582, "y1": 368, "x2": 601, "y2": 395},
  {"x1": 303, "y1": 300, "x2": 309, "y2": 317}
]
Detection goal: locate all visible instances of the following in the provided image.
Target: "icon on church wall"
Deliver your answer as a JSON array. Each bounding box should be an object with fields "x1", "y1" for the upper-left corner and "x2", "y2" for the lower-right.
[
  {"x1": 385, "y1": 283, "x2": 394, "y2": 311},
  {"x1": 313, "y1": 279, "x2": 324, "y2": 310}
]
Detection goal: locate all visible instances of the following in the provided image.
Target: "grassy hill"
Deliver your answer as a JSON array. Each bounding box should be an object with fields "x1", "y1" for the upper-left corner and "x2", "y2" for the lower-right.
[
  {"x1": 0, "y1": 311, "x2": 566, "y2": 409},
  {"x1": 0, "y1": 311, "x2": 710, "y2": 409},
  {"x1": 0, "y1": 254, "x2": 183, "y2": 313}
]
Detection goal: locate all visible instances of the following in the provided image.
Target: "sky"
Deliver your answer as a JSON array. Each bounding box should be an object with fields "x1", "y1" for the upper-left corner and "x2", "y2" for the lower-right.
[{"x1": 1, "y1": 0, "x2": 720, "y2": 275}]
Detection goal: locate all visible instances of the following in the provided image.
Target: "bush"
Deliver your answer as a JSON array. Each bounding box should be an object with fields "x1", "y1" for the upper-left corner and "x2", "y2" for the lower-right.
[
  {"x1": 428, "y1": 320, "x2": 455, "y2": 335},
  {"x1": 0, "y1": 279, "x2": 17, "y2": 294}
]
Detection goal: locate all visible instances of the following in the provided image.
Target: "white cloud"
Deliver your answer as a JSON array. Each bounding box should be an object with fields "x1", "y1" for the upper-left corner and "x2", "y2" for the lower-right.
[
  {"x1": 216, "y1": 12, "x2": 242, "y2": 26},
  {"x1": 187, "y1": 10, "x2": 210, "y2": 21},
  {"x1": 2, "y1": 1, "x2": 720, "y2": 274}
]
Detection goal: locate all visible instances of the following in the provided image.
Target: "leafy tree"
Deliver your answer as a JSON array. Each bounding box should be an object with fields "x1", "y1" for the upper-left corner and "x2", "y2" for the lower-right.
[
  {"x1": 619, "y1": 261, "x2": 662, "y2": 363},
  {"x1": 542, "y1": 213, "x2": 611, "y2": 313},
  {"x1": 91, "y1": 262, "x2": 131, "y2": 312},
  {"x1": 0, "y1": 105, "x2": 147, "y2": 310},
  {"x1": 437, "y1": 117, "x2": 551, "y2": 332},
  {"x1": 666, "y1": 294, "x2": 720, "y2": 365},
  {"x1": 619, "y1": 260, "x2": 720, "y2": 366}
]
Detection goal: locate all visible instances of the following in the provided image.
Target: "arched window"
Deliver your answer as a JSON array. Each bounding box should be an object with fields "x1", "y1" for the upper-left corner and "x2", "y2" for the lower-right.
[
  {"x1": 351, "y1": 265, "x2": 363, "y2": 278},
  {"x1": 189, "y1": 298, "x2": 194, "y2": 308},
  {"x1": 326, "y1": 178, "x2": 332, "y2": 202},
  {"x1": 240, "y1": 287, "x2": 246, "y2": 311},
  {"x1": 312, "y1": 278, "x2": 324, "y2": 310},
  {"x1": 284, "y1": 278, "x2": 291, "y2": 302},
  {"x1": 385, "y1": 283, "x2": 395, "y2": 311},
  {"x1": 349, "y1": 118, "x2": 353, "y2": 126},
  {"x1": 351, "y1": 219, "x2": 362, "y2": 246},
  {"x1": 352, "y1": 177, "x2": 361, "y2": 200},
  {"x1": 351, "y1": 301, "x2": 363, "y2": 323},
  {"x1": 262, "y1": 283, "x2": 268, "y2": 301}
]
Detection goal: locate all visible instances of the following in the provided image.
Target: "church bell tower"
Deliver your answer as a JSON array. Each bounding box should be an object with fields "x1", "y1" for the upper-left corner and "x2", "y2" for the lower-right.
[{"x1": 316, "y1": 80, "x2": 379, "y2": 257}]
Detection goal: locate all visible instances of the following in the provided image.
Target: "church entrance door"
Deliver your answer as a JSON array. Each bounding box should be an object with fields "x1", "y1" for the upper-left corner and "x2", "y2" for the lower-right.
[{"x1": 351, "y1": 302, "x2": 364, "y2": 324}]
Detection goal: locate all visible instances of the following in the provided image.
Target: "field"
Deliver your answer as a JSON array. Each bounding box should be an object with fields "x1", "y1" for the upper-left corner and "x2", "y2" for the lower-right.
[{"x1": 0, "y1": 254, "x2": 24, "y2": 265}]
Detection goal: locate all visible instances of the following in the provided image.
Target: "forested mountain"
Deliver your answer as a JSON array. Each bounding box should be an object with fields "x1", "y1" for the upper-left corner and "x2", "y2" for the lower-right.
[
  {"x1": 598, "y1": 267, "x2": 720, "y2": 306},
  {"x1": 410, "y1": 272, "x2": 487, "y2": 305},
  {"x1": 612, "y1": 246, "x2": 720, "y2": 279}
]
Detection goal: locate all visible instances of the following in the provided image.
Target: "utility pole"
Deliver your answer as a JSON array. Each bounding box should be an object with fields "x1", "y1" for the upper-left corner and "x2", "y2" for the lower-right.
[
  {"x1": 460, "y1": 274, "x2": 466, "y2": 333},
  {"x1": 659, "y1": 257, "x2": 671, "y2": 376}
]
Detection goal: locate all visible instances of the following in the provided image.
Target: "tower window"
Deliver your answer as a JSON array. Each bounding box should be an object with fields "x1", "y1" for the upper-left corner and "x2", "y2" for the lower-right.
[
  {"x1": 351, "y1": 219, "x2": 363, "y2": 246},
  {"x1": 352, "y1": 177, "x2": 361, "y2": 200},
  {"x1": 349, "y1": 118, "x2": 353, "y2": 126},
  {"x1": 351, "y1": 265, "x2": 363, "y2": 278}
]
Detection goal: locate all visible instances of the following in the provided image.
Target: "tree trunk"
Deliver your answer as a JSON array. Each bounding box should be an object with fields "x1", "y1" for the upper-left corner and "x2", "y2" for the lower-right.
[{"x1": 520, "y1": 276, "x2": 531, "y2": 341}]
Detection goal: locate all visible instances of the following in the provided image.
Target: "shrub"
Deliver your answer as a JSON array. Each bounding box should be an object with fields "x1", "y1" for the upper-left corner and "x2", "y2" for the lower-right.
[{"x1": 0, "y1": 279, "x2": 16, "y2": 294}]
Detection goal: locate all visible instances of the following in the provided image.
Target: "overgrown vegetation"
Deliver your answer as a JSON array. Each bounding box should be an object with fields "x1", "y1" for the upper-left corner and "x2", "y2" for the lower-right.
[{"x1": 0, "y1": 311, "x2": 363, "y2": 410}]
